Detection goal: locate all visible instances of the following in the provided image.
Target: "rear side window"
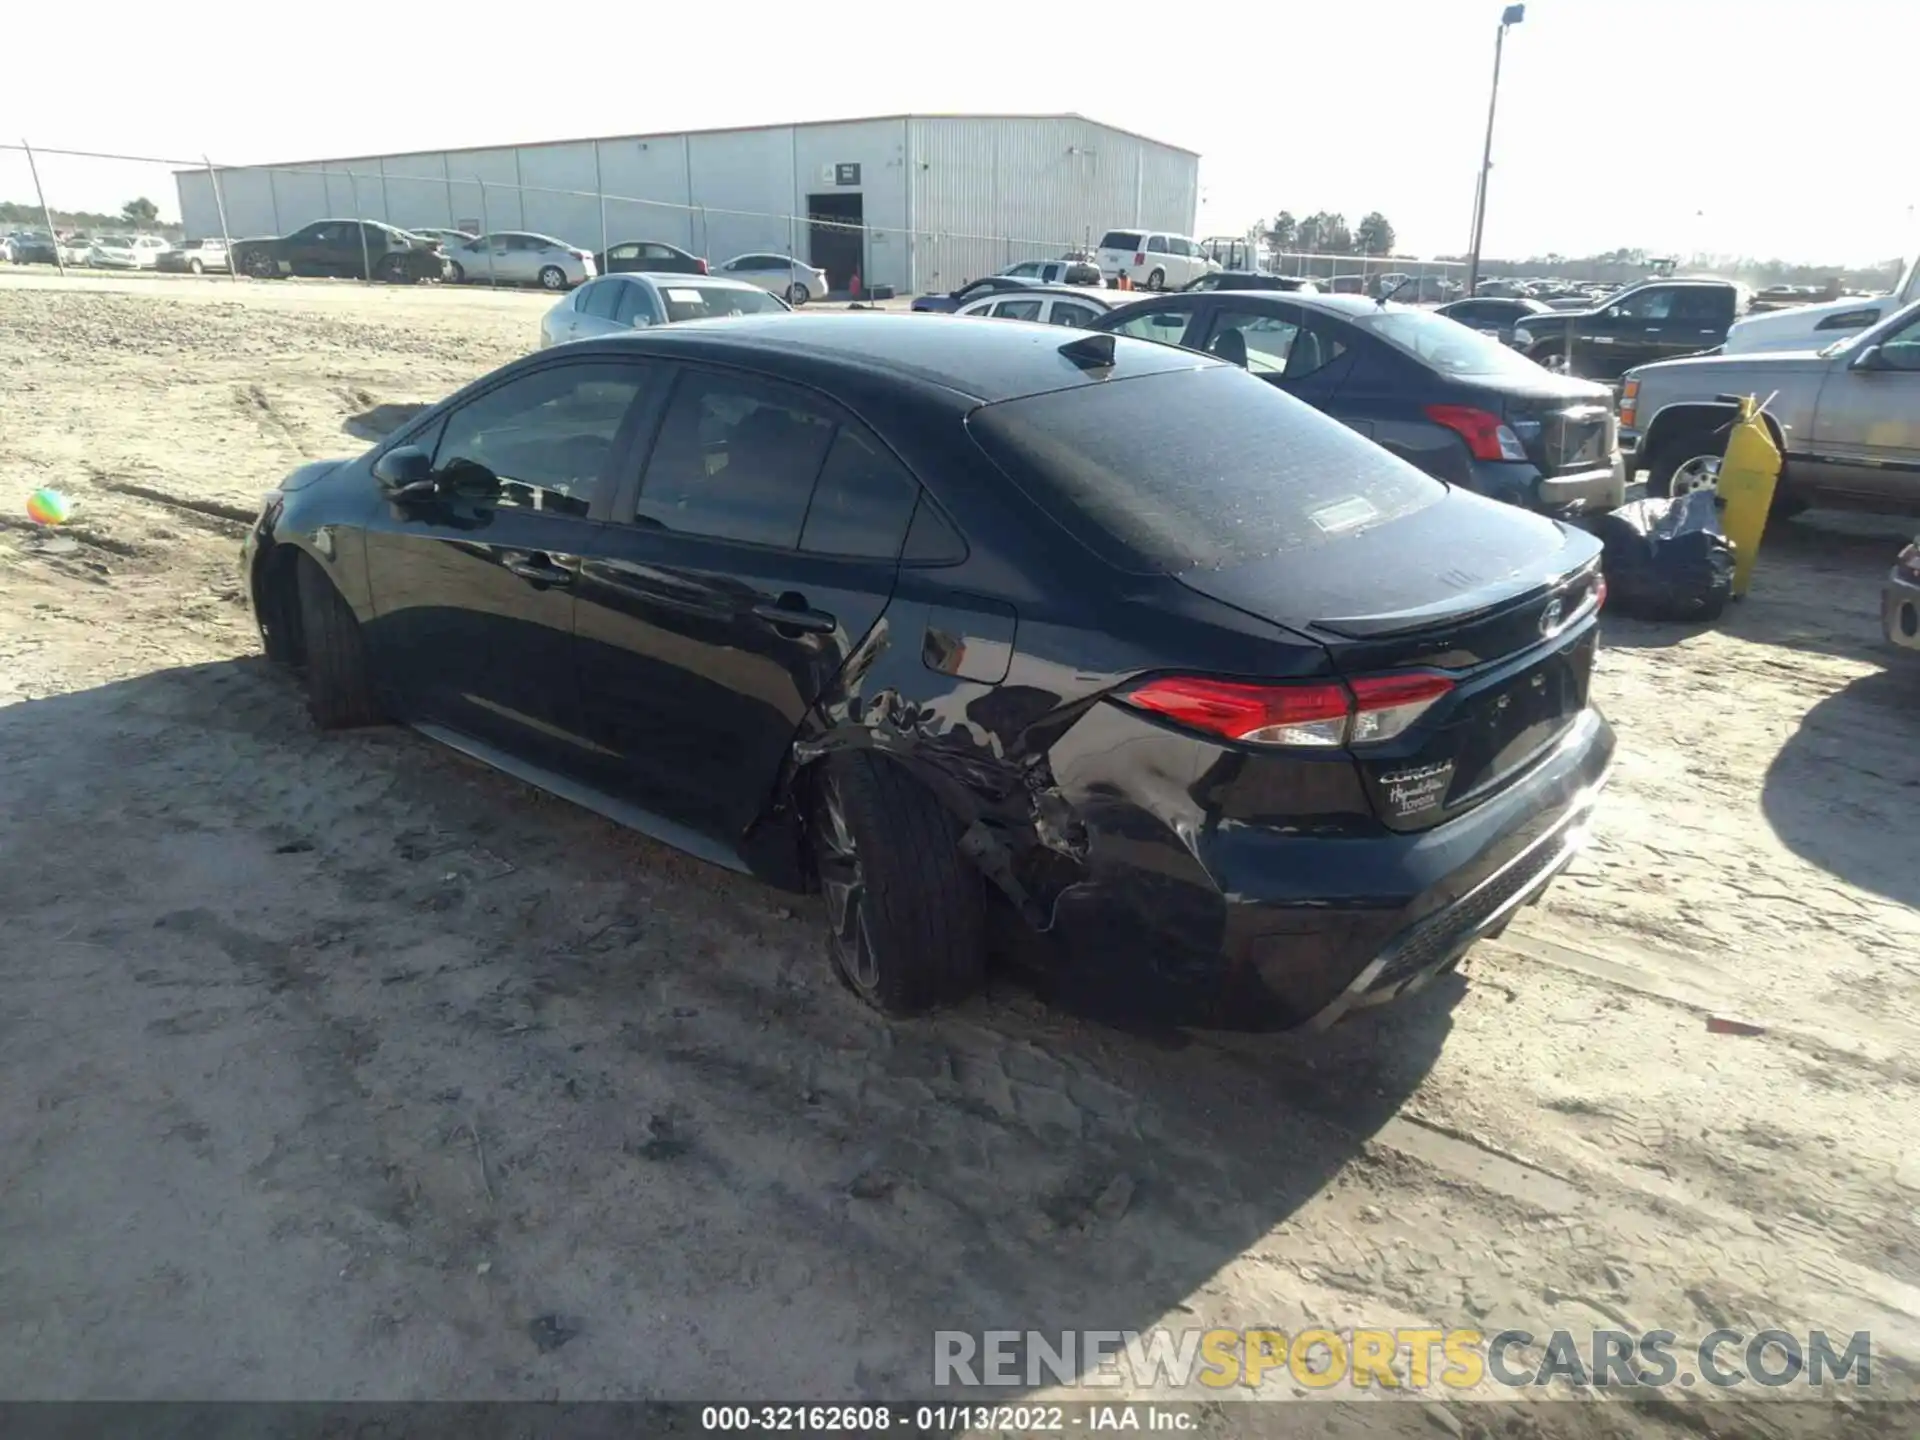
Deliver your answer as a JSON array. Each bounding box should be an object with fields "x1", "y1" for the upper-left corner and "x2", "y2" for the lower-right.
[
  {"x1": 1100, "y1": 231, "x2": 1143, "y2": 250},
  {"x1": 635, "y1": 371, "x2": 835, "y2": 547},
  {"x1": 967, "y1": 366, "x2": 1442, "y2": 574},
  {"x1": 799, "y1": 427, "x2": 920, "y2": 560},
  {"x1": 992, "y1": 299, "x2": 1044, "y2": 321}
]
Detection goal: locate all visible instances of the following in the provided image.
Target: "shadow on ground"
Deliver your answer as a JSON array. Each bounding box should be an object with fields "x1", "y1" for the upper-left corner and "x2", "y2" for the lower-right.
[
  {"x1": 0, "y1": 659, "x2": 1462, "y2": 1408},
  {"x1": 1761, "y1": 662, "x2": 1920, "y2": 908},
  {"x1": 344, "y1": 402, "x2": 429, "y2": 444}
]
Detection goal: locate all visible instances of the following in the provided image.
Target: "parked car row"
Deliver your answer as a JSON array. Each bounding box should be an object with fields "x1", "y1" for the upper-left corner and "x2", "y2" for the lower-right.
[{"x1": 4, "y1": 230, "x2": 180, "y2": 269}]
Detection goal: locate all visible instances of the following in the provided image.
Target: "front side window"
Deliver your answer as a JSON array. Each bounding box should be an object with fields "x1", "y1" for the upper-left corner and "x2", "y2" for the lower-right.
[
  {"x1": 432, "y1": 362, "x2": 650, "y2": 518},
  {"x1": 1613, "y1": 287, "x2": 1677, "y2": 320},
  {"x1": 608, "y1": 243, "x2": 641, "y2": 261},
  {"x1": 1207, "y1": 308, "x2": 1301, "y2": 376},
  {"x1": 634, "y1": 371, "x2": 836, "y2": 547},
  {"x1": 611, "y1": 281, "x2": 657, "y2": 326},
  {"x1": 992, "y1": 299, "x2": 1044, "y2": 321},
  {"x1": 1875, "y1": 311, "x2": 1920, "y2": 370},
  {"x1": 576, "y1": 279, "x2": 620, "y2": 320}
]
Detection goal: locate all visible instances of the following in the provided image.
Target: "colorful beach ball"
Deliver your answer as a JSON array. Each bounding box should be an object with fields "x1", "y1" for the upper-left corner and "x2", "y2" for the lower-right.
[{"x1": 26, "y1": 488, "x2": 71, "y2": 526}]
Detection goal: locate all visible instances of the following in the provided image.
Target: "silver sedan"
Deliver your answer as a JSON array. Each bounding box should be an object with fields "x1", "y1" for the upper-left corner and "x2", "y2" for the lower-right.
[
  {"x1": 712, "y1": 252, "x2": 830, "y2": 305},
  {"x1": 446, "y1": 231, "x2": 596, "y2": 289},
  {"x1": 540, "y1": 272, "x2": 791, "y2": 348}
]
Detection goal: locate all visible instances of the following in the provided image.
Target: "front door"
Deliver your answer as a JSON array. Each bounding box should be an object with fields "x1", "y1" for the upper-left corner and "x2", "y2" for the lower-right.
[
  {"x1": 1591, "y1": 285, "x2": 1681, "y2": 374},
  {"x1": 573, "y1": 365, "x2": 919, "y2": 845},
  {"x1": 360, "y1": 357, "x2": 660, "y2": 773},
  {"x1": 1806, "y1": 311, "x2": 1920, "y2": 502}
]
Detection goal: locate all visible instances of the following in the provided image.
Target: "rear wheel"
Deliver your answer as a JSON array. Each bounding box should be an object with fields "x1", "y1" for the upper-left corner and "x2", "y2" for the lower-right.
[
  {"x1": 807, "y1": 752, "x2": 985, "y2": 1016},
  {"x1": 538, "y1": 264, "x2": 567, "y2": 291},
  {"x1": 293, "y1": 554, "x2": 384, "y2": 730},
  {"x1": 1147, "y1": 266, "x2": 1166, "y2": 291},
  {"x1": 187, "y1": 257, "x2": 204, "y2": 275},
  {"x1": 786, "y1": 282, "x2": 810, "y2": 305},
  {"x1": 244, "y1": 249, "x2": 277, "y2": 279},
  {"x1": 447, "y1": 260, "x2": 466, "y2": 284}
]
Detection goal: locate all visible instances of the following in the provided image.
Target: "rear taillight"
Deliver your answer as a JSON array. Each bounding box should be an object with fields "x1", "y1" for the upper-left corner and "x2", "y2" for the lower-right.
[
  {"x1": 1619, "y1": 377, "x2": 1639, "y2": 430},
  {"x1": 1425, "y1": 404, "x2": 1530, "y2": 463},
  {"x1": 1134, "y1": 251, "x2": 1145, "y2": 265},
  {"x1": 697, "y1": 258, "x2": 710, "y2": 274},
  {"x1": 1120, "y1": 672, "x2": 1454, "y2": 749},
  {"x1": 1593, "y1": 573, "x2": 1608, "y2": 610}
]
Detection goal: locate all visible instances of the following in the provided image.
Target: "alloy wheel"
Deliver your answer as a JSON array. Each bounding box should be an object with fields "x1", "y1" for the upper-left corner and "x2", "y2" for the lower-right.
[
  {"x1": 811, "y1": 771, "x2": 878, "y2": 994},
  {"x1": 539, "y1": 265, "x2": 566, "y2": 290},
  {"x1": 1670, "y1": 455, "x2": 1721, "y2": 496}
]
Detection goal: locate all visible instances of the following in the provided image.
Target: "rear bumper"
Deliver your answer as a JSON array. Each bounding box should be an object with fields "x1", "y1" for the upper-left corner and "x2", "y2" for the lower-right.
[
  {"x1": 1884, "y1": 567, "x2": 1920, "y2": 653},
  {"x1": 1043, "y1": 707, "x2": 1616, "y2": 1031},
  {"x1": 1469, "y1": 455, "x2": 1626, "y2": 516}
]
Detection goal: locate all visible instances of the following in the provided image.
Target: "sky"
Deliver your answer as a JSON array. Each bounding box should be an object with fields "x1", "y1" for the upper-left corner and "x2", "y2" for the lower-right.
[{"x1": 3, "y1": 0, "x2": 1914, "y2": 265}]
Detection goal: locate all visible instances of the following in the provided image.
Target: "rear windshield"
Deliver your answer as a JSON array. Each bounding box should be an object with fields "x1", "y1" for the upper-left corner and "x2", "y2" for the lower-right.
[
  {"x1": 1352, "y1": 308, "x2": 1550, "y2": 380},
  {"x1": 1100, "y1": 231, "x2": 1143, "y2": 250},
  {"x1": 967, "y1": 366, "x2": 1443, "y2": 574},
  {"x1": 658, "y1": 284, "x2": 788, "y2": 322}
]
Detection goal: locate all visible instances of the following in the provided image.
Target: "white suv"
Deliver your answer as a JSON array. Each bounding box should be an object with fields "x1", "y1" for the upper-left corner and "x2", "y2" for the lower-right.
[{"x1": 1095, "y1": 230, "x2": 1218, "y2": 290}]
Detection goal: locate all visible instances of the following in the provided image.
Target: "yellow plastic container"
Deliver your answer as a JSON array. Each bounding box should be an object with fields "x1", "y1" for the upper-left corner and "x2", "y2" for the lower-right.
[{"x1": 1716, "y1": 395, "x2": 1783, "y2": 597}]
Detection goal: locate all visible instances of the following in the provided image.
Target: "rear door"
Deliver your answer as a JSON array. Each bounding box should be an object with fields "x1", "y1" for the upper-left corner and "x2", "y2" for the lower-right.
[
  {"x1": 360, "y1": 357, "x2": 661, "y2": 775},
  {"x1": 284, "y1": 222, "x2": 338, "y2": 276},
  {"x1": 573, "y1": 366, "x2": 920, "y2": 841},
  {"x1": 1669, "y1": 285, "x2": 1734, "y2": 359}
]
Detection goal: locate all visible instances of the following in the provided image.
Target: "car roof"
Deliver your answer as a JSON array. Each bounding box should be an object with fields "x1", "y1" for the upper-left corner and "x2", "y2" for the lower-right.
[
  {"x1": 968, "y1": 286, "x2": 1110, "y2": 300},
  {"x1": 608, "y1": 272, "x2": 765, "y2": 293},
  {"x1": 564, "y1": 312, "x2": 1217, "y2": 404}
]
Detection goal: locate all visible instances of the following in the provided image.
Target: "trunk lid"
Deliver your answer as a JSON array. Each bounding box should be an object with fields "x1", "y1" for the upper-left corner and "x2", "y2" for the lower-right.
[
  {"x1": 1496, "y1": 373, "x2": 1618, "y2": 476},
  {"x1": 1176, "y1": 488, "x2": 1603, "y2": 830}
]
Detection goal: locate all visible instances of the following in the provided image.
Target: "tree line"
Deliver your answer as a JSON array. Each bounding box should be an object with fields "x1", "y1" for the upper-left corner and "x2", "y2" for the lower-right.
[
  {"x1": 1, "y1": 196, "x2": 170, "y2": 233},
  {"x1": 1263, "y1": 210, "x2": 1398, "y2": 257}
]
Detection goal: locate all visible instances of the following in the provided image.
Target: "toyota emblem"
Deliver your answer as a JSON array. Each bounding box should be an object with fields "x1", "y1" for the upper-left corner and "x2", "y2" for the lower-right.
[{"x1": 1539, "y1": 598, "x2": 1565, "y2": 636}]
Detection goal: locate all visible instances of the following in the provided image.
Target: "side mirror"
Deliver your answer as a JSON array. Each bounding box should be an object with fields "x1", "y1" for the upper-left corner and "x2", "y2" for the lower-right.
[
  {"x1": 1849, "y1": 344, "x2": 1883, "y2": 371},
  {"x1": 372, "y1": 445, "x2": 445, "y2": 503},
  {"x1": 1606, "y1": 306, "x2": 1623, "y2": 319}
]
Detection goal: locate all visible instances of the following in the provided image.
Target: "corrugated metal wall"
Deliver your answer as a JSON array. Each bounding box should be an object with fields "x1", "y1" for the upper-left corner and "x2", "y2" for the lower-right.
[{"x1": 174, "y1": 115, "x2": 1196, "y2": 296}]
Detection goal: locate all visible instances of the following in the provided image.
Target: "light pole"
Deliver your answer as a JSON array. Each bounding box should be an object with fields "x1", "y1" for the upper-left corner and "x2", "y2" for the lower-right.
[{"x1": 1465, "y1": 3, "x2": 1525, "y2": 297}]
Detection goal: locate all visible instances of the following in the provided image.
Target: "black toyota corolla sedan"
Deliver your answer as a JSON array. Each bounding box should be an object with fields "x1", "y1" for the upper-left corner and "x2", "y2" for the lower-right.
[{"x1": 243, "y1": 314, "x2": 1614, "y2": 1030}]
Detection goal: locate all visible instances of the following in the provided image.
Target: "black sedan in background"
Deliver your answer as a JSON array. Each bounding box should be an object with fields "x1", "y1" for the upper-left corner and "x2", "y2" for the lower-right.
[
  {"x1": 243, "y1": 315, "x2": 1612, "y2": 1031},
  {"x1": 910, "y1": 274, "x2": 1044, "y2": 313},
  {"x1": 1090, "y1": 292, "x2": 1625, "y2": 516},
  {"x1": 1436, "y1": 296, "x2": 1553, "y2": 346},
  {"x1": 596, "y1": 239, "x2": 708, "y2": 275}
]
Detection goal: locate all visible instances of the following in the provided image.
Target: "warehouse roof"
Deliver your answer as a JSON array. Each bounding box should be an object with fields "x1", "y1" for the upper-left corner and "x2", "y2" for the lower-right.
[{"x1": 178, "y1": 112, "x2": 1199, "y2": 176}]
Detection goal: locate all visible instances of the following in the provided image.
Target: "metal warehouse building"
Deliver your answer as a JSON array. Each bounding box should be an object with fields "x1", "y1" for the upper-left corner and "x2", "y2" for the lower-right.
[{"x1": 175, "y1": 113, "x2": 1199, "y2": 297}]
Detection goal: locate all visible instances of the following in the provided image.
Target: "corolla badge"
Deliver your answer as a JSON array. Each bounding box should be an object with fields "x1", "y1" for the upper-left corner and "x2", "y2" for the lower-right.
[{"x1": 1539, "y1": 597, "x2": 1566, "y2": 636}]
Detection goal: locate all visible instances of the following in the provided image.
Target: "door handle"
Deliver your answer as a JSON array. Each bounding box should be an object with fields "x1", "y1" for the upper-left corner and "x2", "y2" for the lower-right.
[
  {"x1": 752, "y1": 597, "x2": 836, "y2": 634},
  {"x1": 504, "y1": 555, "x2": 573, "y2": 588}
]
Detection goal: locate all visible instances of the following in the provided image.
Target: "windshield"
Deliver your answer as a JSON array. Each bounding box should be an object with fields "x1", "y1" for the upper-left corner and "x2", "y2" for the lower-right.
[
  {"x1": 659, "y1": 284, "x2": 789, "y2": 322},
  {"x1": 1352, "y1": 308, "x2": 1553, "y2": 380}
]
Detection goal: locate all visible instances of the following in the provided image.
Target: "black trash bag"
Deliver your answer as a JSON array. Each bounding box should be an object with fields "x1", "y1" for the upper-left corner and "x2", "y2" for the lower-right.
[{"x1": 1589, "y1": 490, "x2": 1735, "y2": 622}]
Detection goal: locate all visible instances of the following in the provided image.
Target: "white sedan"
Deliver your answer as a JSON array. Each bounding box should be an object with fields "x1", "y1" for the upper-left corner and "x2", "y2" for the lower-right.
[
  {"x1": 713, "y1": 252, "x2": 830, "y2": 305},
  {"x1": 445, "y1": 232, "x2": 596, "y2": 290},
  {"x1": 954, "y1": 287, "x2": 1115, "y2": 327},
  {"x1": 89, "y1": 235, "x2": 171, "y2": 269},
  {"x1": 540, "y1": 273, "x2": 790, "y2": 348}
]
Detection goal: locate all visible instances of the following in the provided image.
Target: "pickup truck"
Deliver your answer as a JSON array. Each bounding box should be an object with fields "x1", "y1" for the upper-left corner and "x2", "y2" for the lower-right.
[
  {"x1": 1724, "y1": 255, "x2": 1918, "y2": 354},
  {"x1": 1509, "y1": 278, "x2": 1752, "y2": 379},
  {"x1": 1619, "y1": 297, "x2": 1920, "y2": 512}
]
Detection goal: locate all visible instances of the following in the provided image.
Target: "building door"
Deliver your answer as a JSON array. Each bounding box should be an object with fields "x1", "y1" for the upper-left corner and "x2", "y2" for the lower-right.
[{"x1": 806, "y1": 192, "x2": 864, "y2": 294}]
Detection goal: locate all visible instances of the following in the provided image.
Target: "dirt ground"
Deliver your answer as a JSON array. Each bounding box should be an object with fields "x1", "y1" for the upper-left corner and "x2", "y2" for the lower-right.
[{"x1": 2, "y1": 270, "x2": 1918, "y2": 1435}]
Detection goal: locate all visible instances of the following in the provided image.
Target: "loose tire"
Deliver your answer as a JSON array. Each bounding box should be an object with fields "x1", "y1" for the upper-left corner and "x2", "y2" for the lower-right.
[
  {"x1": 786, "y1": 282, "x2": 810, "y2": 305},
  {"x1": 807, "y1": 752, "x2": 986, "y2": 1016},
  {"x1": 538, "y1": 264, "x2": 567, "y2": 291},
  {"x1": 1147, "y1": 266, "x2": 1166, "y2": 291},
  {"x1": 293, "y1": 554, "x2": 384, "y2": 730}
]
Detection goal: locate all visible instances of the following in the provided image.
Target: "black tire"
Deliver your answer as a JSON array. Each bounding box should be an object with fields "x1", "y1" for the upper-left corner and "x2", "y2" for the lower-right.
[
  {"x1": 293, "y1": 554, "x2": 384, "y2": 730},
  {"x1": 447, "y1": 260, "x2": 465, "y2": 284},
  {"x1": 187, "y1": 257, "x2": 204, "y2": 275},
  {"x1": 538, "y1": 264, "x2": 567, "y2": 291},
  {"x1": 1147, "y1": 266, "x2": 1166, "y2": 291},
  {"x1": 785, "y1": 282, "x2": 809, "y2": 305},
  {"x1": 807, "y1": 752, "x2": 986, "y2": 1016},
  {"x1": 243, "y1": 249, "x2": 278, "y2": 279},
  {"x1": 375, "y1": 253, "x2": 409, "y2": 284}
]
